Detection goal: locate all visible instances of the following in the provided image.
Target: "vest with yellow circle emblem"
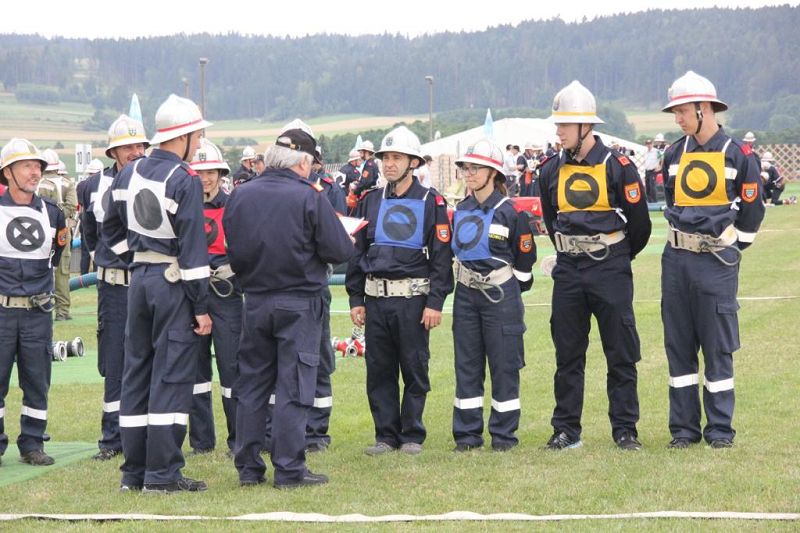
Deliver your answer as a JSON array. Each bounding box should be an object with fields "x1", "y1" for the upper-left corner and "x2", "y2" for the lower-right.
[
  {"x1": 672, "y1": 137, "x2": 734, "y2": 207},
  {"x1": 557, "y1": 152, "x2": 614, "y2": 213}
]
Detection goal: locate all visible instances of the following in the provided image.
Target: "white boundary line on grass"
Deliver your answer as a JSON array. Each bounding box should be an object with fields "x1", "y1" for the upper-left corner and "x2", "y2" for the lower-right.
[{"x1": 0, "y1": 511, "x2": 798, "y2": 522}]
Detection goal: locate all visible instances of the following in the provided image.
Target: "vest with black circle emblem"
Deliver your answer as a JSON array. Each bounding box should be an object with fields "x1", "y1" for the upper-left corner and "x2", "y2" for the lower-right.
[
  {"x1": 374, "y1": 188, "x2": 428, "y2": 250},
  {"x1": 452, "y1": 197, "x2": 510, "y2": 263},
  {"x1": 123, "y1": 159, "x2": 179, "y2": 240},
  {"x1": 90, "y1": 171, "x2": 116, "y2": 224},
  {"x1": 670, "y1": 137, "x2": 735, "y2": 207},
  {"x1": 0, "y1": 202, "x2": 54, "y2": 260}
]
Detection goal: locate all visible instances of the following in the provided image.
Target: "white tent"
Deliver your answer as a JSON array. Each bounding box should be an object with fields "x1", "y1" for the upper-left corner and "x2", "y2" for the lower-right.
[{"x1": 420, "y1": 117, "x2": 646, "y2": 158}]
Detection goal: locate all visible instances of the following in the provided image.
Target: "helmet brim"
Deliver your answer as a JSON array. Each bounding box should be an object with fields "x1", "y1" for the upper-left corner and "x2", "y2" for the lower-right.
[{"x1": 150, "y1": 119, "x2": 213, "y2": 145}]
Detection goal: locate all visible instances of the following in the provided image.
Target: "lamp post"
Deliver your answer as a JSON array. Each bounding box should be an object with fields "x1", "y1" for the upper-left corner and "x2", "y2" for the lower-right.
[
  {"x1": 199, "y1": 57, "x2": 209, "y2": 116},
  {"x1": 425, "y1": 75, "x2": 434, "y2": 142},
  {"x1": 182, "y1": 77, "x2": 189, "y2": 98}
]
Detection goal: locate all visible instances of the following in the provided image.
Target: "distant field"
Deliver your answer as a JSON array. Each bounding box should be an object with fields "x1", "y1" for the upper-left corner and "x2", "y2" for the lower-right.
[{"x1": 627, "y1": 110, "x2": 680, "y2": 138}]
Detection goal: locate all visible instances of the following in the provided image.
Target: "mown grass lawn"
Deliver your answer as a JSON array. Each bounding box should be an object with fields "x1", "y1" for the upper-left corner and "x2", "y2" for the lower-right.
[{"x1": 1, "y1": 185, "x2": 799, "y2": 531}]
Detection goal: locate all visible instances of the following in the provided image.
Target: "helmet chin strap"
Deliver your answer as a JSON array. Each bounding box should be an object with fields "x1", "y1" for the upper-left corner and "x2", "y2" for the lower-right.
[
  {"x1": 567, "y1": 124, "x2": 591, "y2": 160},
  {"x1": 472, "y1": 169, "x2": 494, "y2": 193},
  {"x1": 694, "y1": 102, "x2": 704, "y2": 136},
  {"x1": 182, "y1": 132, "x2": 194, "y2": 162}
]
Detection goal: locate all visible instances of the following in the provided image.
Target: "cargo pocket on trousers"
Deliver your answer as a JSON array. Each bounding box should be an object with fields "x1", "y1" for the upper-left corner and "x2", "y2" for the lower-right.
[
  {"x1": 502, "y1": 323, "x2": 527, "y2": 370},
  {"x1": 622, "y1": 313, "x2": 642, "y2": 363},
  {"x1": 163, "y1": 328, "x2": 200, "y2": 384},
  {"x1": 296, "y1": 351, "x2": 320, "y2": 406},
  {"x1": 716, "y1": 300, "x2": 741, "y2": 353}
]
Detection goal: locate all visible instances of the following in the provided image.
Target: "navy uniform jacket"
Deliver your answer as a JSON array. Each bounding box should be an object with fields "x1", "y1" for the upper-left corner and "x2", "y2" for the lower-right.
[
  {"x1": 0, "y1": 190, "x2": 66, "y2": 296},
  {"x1": 453, "y1": 190, "x2": 536, "y2": 292},
  {"x1": 663, "y1": 128, "x2": 765, "y2": 249},
  {"x1": 203, "y1": 189, "x2": 231, "y2": 270},
  {"x1": 78, "y1": 165, "x2": 131, "y2": 270},
  {"x1": 539, "y1": 136, "x2": 652, "y2": 260},
  {"x1": 339, "y1": 162, "x2": 361, "y2": 190},
  {"x1": 312, "y1": 171, "x2": 346, "y2": 215},
  {"x1": 223, "y1": 167, "x2": 354, "y2": 295},
  {"x1": 765, "y1": 165, "x2": 782, "y2": 186},
  {"x1": 102, "y1": 149, "x2": 210, "y2": 315},
  {"x1": 353, "y1": 158, "x2": 379, "y2": 196},
  {"x1": 346, "y1": 177, "x2": 454, "y2": 311}
]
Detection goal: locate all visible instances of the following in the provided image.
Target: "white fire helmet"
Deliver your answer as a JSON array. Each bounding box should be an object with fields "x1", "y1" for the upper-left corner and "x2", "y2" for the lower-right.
[
  {"x1": 347, "y1": 149, "x2": 361, "y2": 162},
  {"x1": 0, "y1": 138, "x2": 47, "y2": 182},
  {"x1": 240, "y1": 146, "x2": 256, "y2": 162},
  {"x1": 57, "y1": 161, "x2": 68, "y2": 175},
  {"x1": 743, "y1": 131, "x2": 756, "y2": 143},
  {"x1": 106, "y1": 114, "x2": 149, "y2": 158},
  {"x1": 761, "y1": 151, "x2": 774, "y2": 162},
  {"x1": 358, "y1": 140, "x2": 375, "y2": 153},
  {"x1": 548, "y1": 80, "x2": 604, "y2": 124},
  {"x1": 149, "y1": 94, "x2": 213, "y2": 145},
  {"x1": 654, "y1": 133, "x2": 665, "y2": 143},
  {"x1": 191, "y1": 138, "x2": 230, "y2": 176},
  {"x1": 662, "y1": 71, "x2": 728, "y2": 113},
  {"x1": 42, "y1": 148, "x2": 61, "y2": 172},
  {"x1": 374, "y1": 126, "x2": 424, "y2": 165},
  {"x1": 455, "y1": 138, "x2": 505, "y2": 175},
  {"x1": 87, "y1": 158, "x2": 105, "y2": 175}
]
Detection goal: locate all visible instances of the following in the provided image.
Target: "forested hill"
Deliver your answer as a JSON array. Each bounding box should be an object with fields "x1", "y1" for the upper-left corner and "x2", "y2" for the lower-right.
[{"x1": 0, "y1": 5, "x2": 798, "y2": 129}]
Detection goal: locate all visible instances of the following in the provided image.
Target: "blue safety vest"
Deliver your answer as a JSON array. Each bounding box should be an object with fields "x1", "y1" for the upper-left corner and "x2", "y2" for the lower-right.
[
  {"x1": 374, "y1": 190, "x2": 428, "y2": 250},
  {"x1": 452, "y1": 197, "x2": 507, "y2": 261}
]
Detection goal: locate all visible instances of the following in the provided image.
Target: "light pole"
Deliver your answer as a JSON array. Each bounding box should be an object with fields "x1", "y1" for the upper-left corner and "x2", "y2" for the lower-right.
[
  {"x1": 182, "y1": 77, "x2": 189, "y2": 98},
  {"x1": 199, "y1": 57, "x2": 209, "y2": 116},
  {"x1": 425, "y1": 75, "x2": 434, "y2": 142}
]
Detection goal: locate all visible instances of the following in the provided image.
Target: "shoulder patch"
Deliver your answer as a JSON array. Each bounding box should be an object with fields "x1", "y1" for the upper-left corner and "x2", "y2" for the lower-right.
[
  {"x1": 625, "y1": 182, "x2": 642, "y2": 204},
  {"x1": 312, "y1": 182, "x2": 324, "y2": 192},
  {"x1": 519, "y1": 233, "x2": 533, "y2": 253},
  {"x1": 435, "y1": 195, "x2": 446, "y2": 207},
  {"x1": 742, "y1": 182, "x2": 758, "y2": 203},
  {"x1": 56, "y1": 227, "x2": 69, "y2": 247},
  {"x1": 321, "y1": 176, "x2": 334, "y2": 184},
  {"x1": 436, "y1": 224, "x2": 450, "y2": 243},
  {"x1": 741, "y1": 143, "x2": 753, "y2": 156},
  {"x1": 616, "y1": 154, "x2": 631, "y2": 166}
]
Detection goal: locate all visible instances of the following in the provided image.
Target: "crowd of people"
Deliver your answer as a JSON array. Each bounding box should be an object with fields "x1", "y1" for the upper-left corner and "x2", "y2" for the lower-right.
[{"x1": 0, "y1": 69, "x2": 779, "y2": 491}]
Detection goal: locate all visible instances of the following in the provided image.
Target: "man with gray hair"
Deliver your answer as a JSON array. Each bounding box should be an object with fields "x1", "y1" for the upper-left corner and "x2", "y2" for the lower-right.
[{"x1": 224, "y1": 120, "x2": 353, "y2": 489}]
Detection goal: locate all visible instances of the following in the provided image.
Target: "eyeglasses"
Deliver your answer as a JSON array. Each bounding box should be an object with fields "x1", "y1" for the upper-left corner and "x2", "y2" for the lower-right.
[{"x1": 460, "y1": 165, "x2": 485, "y2": 176}]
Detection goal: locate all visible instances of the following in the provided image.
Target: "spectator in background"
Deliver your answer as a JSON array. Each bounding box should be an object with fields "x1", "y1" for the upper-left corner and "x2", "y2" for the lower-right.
[
  {"x1": 414, "y1": 155, "x2": 433, "y2": 188},
  {"x1": 642, "y1": 139, "x2": 660, "y2": 202}
]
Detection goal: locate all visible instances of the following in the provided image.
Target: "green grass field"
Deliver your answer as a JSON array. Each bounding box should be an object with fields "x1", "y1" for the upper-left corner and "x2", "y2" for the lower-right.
[{"x1": 0, "y1": 187, "x2": 799, "y2": 530}]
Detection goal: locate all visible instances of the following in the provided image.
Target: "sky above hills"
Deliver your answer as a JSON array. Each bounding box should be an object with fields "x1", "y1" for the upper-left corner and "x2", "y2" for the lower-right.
[{"x1": 2, "y1": 0, "x2": 793, "y2": 39}]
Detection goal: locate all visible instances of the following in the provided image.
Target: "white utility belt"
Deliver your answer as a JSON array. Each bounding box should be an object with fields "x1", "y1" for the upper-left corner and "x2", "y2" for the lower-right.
[
  {"x1": 133, "y1": 251, "x2": 181, "y2": 283},
  {"x1": 667, "y1": 225, "x2": 737, "y2": 253},
  {"x1": 0, "y1": 293, "x2": 52, "y2": 310},
  {"x1": 455, "y1": 261, "x2": 514, "y2": 288},
  {"x1": 97, "y1": 266, "x2": 130, "y2": 287},
  {"x1": 554, "y1": 231, "x2": 625, "y2": 254},
  {"x1": 365, "y1": 275, "x2": 430, "y2": 298}
]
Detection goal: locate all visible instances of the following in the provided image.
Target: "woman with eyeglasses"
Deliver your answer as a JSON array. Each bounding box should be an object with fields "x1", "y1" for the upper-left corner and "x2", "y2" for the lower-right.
[{"x1": 450, "y1": 138, "x2": 536, "y2": 452}]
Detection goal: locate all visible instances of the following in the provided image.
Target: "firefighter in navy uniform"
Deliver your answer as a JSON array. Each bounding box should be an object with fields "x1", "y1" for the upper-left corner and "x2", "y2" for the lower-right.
[
  {"x1": 0, "y1": 139, "x2": 66, "y2": 467},
  {"x1": 339, "y1": 149, "x2": 363, "y2": 191},
  {"x1": 103, "y1": 94, "x2": 213, "y2": 493},
  {"x1": 352, "y1": 140, "x2": 380, "y2": 196},
  {"x1": 232, "y1": 146, "x2": 256, "y2": 187},
  {"x1": 312, "y1": 146, "x2": 347, "y2": 215},
  {"x1": 224, "y1": 120, "x2": 353, "y2": 489},
  {"x1": 660, "y1": 71, "x2": 765, "y2": 449},
  {"x1": 450, "y1": 138, "x2": 535, "y2": 453},
  {"x1": 187, "y1": 138, "x2": 241, "y2": 455},
  {"x1": 78, "y1": 114, "x2": 148, "y2": 461},
  {"x1": 346, "y1": 126, "x2": 454, "y2": 456},
  {"x1": 539, "y1": 81, "x2": 652, "y2": 451}
]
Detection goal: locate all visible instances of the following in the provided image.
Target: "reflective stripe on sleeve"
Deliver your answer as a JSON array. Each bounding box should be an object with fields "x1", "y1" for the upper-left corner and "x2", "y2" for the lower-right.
[
  {"x1": 736, "y1": 229, "x2": 757, "y2": 243},
  {"x1": 513, "y1": 269, "x2": 532, "y2": 282},
  {"x1": 180, "y1": 266, "x2": 210, "y2": 281},
  {"x1": 110, "y1": 240, "x2": 129, "y2": 255},
  {"x1": 164, "y1": 198, "x2": 179, "y2": 215},
  {"x1": 269, "y1": 394, "x2": 275, "y2": 405}
]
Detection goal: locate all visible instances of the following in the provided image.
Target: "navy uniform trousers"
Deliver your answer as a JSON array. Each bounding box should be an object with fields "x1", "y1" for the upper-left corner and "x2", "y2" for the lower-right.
[
  {"x1": 235, "y1": 293, "x2": 322, "y2": 485},
  {"x1": 662, "y1": 245, "x2": 739, "y2": 443},
  {"x1": 189, "y1": 286, "x2": 242, "y2": 452},
  {"x1": 550, "y1": 254, "x2": 641, "y2": 441},
  {"x1": 0, "y1": 307, "x2": 52, "y2": 456},
  {"x1": 452, "y1": 278, "x2": 526, "y2": 448},
  {"x1": 264, "y1": 287, "x2": 333, "y2": 449},
  {"x1": 119, "y1": 265, "x2": 199, "y2": 486},
  {"x1": 96, "y1": 279, "x2": 128, "y2": 452},
  {"x1": 364, "y1": 294, "x2": 431, "y2": 447}
]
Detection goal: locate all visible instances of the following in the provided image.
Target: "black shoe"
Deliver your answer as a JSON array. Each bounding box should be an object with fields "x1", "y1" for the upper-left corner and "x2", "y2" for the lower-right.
[
  {"x1": 491, "y1": 442, "x2": 517, "y2": 452},
  {"x1": 93, "y1": 448, "x2": 121, "y2": 461},
  {"x1": 305, "y1": 441, "x2": 328, "y2": 453},
  {"x1": 20, "y1": 449, "x2": 55, "y2": 466},
  {"x1": 667, "y1": 437, "x2": 695, "y2": 449},
  {"x1": 544, "y1": 431, "x2": 582, "y2": 450},
  {"x1": 240, "y1": 476, "x2": 267, "y2": 487},
  {"x1": 615, "y1": 432, "x2": 642, "y2": 451},
  {"x1": 709, "y1": 438, "x2": 733, "y2": 449},
  {"x1": 190, "y1": 447, "x2": 214, "y2": 455},
  {"x1": 142, "y1": 477, "x2": 208, "y2": 494},
  {"x1": 274, "y1": 470, "x2": 328, "y2": 489},
  {"x1": 453, "y1": 443, "x2": 482, "y2": 452}
]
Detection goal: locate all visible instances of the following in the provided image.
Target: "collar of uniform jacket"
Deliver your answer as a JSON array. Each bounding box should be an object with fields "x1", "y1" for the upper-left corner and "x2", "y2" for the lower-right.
[
  {"x1": 564, "y1": 134, "x2": 607, "y2": 166},
  {"x1": 1, "y1": 187, "x2": 45, "y2": 209},
  {"x1": 460, "y1": 189, "x2": 505, "y2": 212},
  {"x1": 261, "y1": 167, "x2": 310, "y2": 183},
  {"x1": 684, "y1": 126, "x2": 729, "y2": 153},
  {"x1": 386, "y1": 176, "x2": 425, "y2": 199},
  {"x1": 149, "y1": 148, "x2": 184, "y2": 164}
]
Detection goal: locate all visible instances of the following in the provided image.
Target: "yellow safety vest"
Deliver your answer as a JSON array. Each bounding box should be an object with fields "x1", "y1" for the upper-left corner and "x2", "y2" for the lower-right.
[
  {"x1": 557, "y1": 162, "x2": 612, "y2": 213},
  {"x1": 674, "y1": 151, "x2": 729, "y2": 207}
]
